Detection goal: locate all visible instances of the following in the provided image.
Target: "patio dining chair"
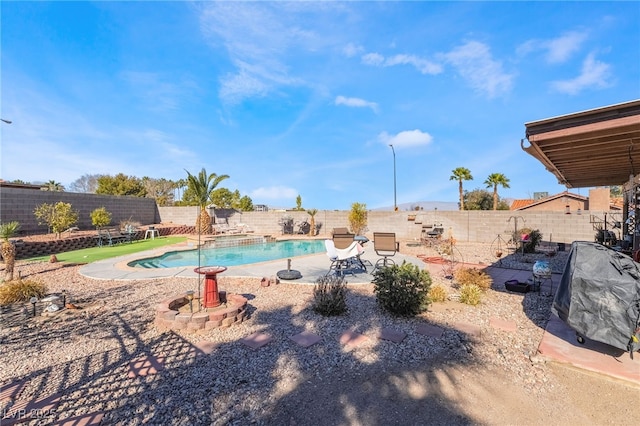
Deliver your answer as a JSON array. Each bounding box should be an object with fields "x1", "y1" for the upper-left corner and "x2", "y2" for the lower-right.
[{"x1": 373, "y1": 232, "x2": 398, "y2": 271}]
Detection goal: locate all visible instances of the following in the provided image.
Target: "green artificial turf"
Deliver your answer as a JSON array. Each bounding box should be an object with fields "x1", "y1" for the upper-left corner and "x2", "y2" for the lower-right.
[{"x1": 28, "y1": 236, "x2": 187, "y2": 264}]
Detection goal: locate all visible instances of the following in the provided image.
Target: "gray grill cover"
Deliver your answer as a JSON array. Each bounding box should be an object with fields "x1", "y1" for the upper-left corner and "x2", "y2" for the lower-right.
[{"x1": 553, "y1": 241, "x2": 640, "y2": 352}]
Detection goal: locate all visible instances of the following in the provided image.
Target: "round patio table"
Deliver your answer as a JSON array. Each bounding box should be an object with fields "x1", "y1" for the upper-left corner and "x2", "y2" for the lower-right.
[{"x1": 194, "y1": 266, "x2": 227, "y2": 308}]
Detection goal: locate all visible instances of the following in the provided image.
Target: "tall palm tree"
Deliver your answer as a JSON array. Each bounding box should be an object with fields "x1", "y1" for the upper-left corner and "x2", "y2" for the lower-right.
[
  {"x1": 185, "y1": 168, "x2": 229, "y2": 235},
  {"x1": 0, "y1": 221, "x2": 20, "y2": 281},
  {"x1": 484, "y1": 173, "x2": 511, "y2": 210},
  {"x1": 42, "y1": 180, "x2": 64, "y2": 191},
  {"x1": 450, "y1": 167, "x2": 473, "y2": 211},
  {"x1": 306, "y1": 208, "x2": 318, "y2": 236}
]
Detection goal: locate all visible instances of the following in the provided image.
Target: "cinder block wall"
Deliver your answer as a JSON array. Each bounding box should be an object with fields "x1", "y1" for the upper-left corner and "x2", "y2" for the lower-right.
[
  {"x1": 158, "y1": 207, "x2": 618, "y2": 245},
  {"x1": 0, "y1": 187, "x2": 160, "y2": 234}
]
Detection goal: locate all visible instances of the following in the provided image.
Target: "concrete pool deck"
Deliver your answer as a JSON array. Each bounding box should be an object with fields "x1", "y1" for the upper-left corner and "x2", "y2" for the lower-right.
[{"x1": 79, "y1": 242, "x2": 424, "y2": 284}]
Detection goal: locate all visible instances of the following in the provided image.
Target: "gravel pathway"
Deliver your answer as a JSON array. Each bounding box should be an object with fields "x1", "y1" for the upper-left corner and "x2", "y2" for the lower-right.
[{"x1": 0, "y1": 241, "x2": 578, "y2": 424}]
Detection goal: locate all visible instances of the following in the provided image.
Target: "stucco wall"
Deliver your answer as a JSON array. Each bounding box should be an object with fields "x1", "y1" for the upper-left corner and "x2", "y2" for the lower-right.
[
  {"x1": 158, "y1": 207, "x2": 621, "y2": 245},
  {"x1": 0, "y1": 187, "x2": 160, "y2": 235}
]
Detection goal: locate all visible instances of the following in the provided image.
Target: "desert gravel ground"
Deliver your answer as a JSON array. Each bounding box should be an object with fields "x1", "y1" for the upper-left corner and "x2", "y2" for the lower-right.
[{"x1": 1, "y1": 237, "x2": 638, "y2": 425}]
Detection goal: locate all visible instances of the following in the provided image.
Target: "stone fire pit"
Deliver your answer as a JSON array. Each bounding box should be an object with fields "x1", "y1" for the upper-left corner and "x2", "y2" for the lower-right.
[{"x1": 155, "y1": 291, "x2": 248, "y2": 332}]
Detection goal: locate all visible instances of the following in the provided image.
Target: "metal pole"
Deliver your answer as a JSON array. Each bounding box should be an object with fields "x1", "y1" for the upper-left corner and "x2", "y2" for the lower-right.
[{"x1": 389, "y1": 144, "x2": 397, "y2": 211}]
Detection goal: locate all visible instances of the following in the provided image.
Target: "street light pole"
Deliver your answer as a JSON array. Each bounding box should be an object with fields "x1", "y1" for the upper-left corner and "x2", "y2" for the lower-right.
[{"x1": 389, "y1": 144, "x2": 397, "y2": 211}]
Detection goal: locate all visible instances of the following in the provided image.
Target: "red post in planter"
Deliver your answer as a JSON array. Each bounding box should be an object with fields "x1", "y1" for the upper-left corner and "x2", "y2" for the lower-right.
[{"x1": 194, "y1": 266, "x2": 227, "y2": 308}]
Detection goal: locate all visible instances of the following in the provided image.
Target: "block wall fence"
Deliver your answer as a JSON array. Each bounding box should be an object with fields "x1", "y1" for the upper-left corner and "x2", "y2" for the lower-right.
[
  {"x1": 159, "y1": 207, "x2": 618, "y2": 245},
  {"x1": 0, "y1": 185, "x2": 618, "y2": 244},
  {"x1": 0, "y1": 187, "x2": 160, "y2": 235}
]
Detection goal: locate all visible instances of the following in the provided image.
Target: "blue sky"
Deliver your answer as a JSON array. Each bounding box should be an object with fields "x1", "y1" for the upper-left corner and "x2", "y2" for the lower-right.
[{"x1": 1, "y1": 1, "x2": 639, "y2": 210}]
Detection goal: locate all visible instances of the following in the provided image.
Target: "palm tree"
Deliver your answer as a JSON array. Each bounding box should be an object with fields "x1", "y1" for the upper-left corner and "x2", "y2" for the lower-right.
[
  {"x1": 449, "y1": 167, "x2": 473, "y2": 211},
  {"x1": 484, "y1": 173, "x2": 511, "y2": 210},
  {"x1": 306, "y1": 208, "x2": 318, "y2": 236},
  {"x1": 42, "y1": 180, "x2": 64, "y2": 191},
  {"x1": 0, "y1": 221, "x2": 20, "y2": 281},
  {"x1": 185, "y1": 168, "x2": 229, "y2": 235}
]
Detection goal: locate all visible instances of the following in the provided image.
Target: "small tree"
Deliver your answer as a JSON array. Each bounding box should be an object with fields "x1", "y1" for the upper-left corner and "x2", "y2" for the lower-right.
[
  {"x1": 348, "y1": 202, "x2": 367, "y2": 235},
  {"x1": 306, "y1": 208, "x2": 318, "y2": 236},
  {"x1": 90, "y1": 207, "x2": 112, "y2": 229},
  {"x1": 295, "y1": 195, "x2": 303, "y2": 211},
  {"x1": 34, "y1": 202, "x2": 79, "y2": 238}
]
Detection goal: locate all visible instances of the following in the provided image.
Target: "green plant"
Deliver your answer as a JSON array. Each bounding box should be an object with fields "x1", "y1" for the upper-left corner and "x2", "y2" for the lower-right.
[
  {"x1": 34, "y1": 202, "x2": 79, "y2": 238},
  {"x1": 372, "y1": 261, "x2": 432, "y2": 316},
  {"x1": 428, "y1": 284, "x2": 448, "y2": 303},
  {"x1": 0, "y1": 221, "x2": 20, "y2": 281},
  {"x1": 312, "y1": 275, "x2": 348, "y2": 316},
  {"x1": 0, "y1": 279, "x2": 47, "y2": 305},
  {"x1": 184, "y1": 168, "x2": 229, "y2": 235},
  {"x1": 453, "y1": 267, "x2": 493, "y2": 291},
  {"x1": 90, "y1": 207, "x2": 112, "y2": 228},
  {"x1": 306, "y1": 208, "x2": 318, "y2": 236},
  {"x1": 348, "y1": 202, "x2": 368, "y2": 235},
  {"x1": 515, "y1": 228, "x2": 543, "y2": 253},
  {"x1": 459, "y1": 284, "x2": 482, "y2": 306}
]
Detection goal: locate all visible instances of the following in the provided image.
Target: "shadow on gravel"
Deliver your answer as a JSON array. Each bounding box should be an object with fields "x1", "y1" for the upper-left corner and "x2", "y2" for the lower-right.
[{"x1": 1, "y1": 281, "x2": 485, "y2": 425}]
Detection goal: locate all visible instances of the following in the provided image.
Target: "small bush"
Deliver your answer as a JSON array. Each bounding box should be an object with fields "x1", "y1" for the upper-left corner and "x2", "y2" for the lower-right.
[
  {"x1": 459, "y1": 284, "x2": 482, "y2": 306},
  {"x1": 372, "y1": 261, "x2": 432, "y2": 317},
  {"x1": 0, "y1": 280, "x2": 47, "y2": 305},
  {"x1": 428, "y1": 284, "x2": 448, "y2": 303},
  {"x1": 312, "y1": 275, "x2": 348, "y2": 316},
  {"x1": 91, "y1": 207, "x2": 112, "y2": 228},
  {"x1": 453, "y1": 267, "x2": 493, "y2": 291}
]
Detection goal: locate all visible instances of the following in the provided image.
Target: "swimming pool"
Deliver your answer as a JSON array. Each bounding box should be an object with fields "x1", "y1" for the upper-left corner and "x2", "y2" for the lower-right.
[{"x1": 128, "y1": 239, "x2": 326, "y2": 268}]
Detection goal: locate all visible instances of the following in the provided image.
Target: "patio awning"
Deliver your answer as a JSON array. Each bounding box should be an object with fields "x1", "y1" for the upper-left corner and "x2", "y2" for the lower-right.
[{"x1": 522, "y1": 99, "x2": 640, "y2": 188}]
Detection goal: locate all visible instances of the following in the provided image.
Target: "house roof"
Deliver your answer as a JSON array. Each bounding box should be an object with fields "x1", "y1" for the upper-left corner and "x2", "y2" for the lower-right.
[
  {"x1": 522, "y1": 99, "x2": 640, "y2": 188},
  {"x1": 512, "y1": 191, "x2": 587, "y2": 211},
  {"x1": 510, "y1": 199, "x2": 535, "y2": 210}
]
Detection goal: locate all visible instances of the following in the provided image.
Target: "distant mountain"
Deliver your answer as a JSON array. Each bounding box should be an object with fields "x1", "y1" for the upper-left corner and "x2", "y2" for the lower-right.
[{"x1": 373, "y1": 201, "x2": 459, "y2": 211}]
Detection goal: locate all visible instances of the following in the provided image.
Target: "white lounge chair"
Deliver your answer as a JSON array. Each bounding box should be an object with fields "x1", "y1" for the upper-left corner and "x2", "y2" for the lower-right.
[{"x1": 325, "y1": 239, "x2": 366, "y2": 276}]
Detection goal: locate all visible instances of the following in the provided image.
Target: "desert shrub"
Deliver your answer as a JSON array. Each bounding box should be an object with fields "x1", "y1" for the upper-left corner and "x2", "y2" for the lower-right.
[
  {"x1": 428, "y1": 284, "x2": 448, "y2": 303},
  {"x1": 453, "y1": 267, "x2": 493, "y2": 291},
  {"x1": 90, "y1": 207, "x2": 112, "y2": 228},
  {"x1": 312, "y1": 275, "x2": 348, "y2": 316},
  {"x1": 459, "y1": 284, "x2": 482, "y2": 306},
  {"x1": 372, "y1": 261, "x2": 432, "y2": 317},
  {"x1": 0, "y1": 280, "x2": 47, "y2": 305},
  {"x1": 515, "y1": 227, "x2": 543, "y2": 254}
]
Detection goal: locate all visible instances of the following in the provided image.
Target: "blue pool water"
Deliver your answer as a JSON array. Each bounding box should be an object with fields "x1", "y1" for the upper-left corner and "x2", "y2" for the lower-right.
[{"x1": 129, "y1": 239, "x2": 326, "y2": 268}]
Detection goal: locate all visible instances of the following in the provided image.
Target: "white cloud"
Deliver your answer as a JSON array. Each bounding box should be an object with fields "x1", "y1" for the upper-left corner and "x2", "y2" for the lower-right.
[
  {"x1": 343, "y1": 42, "x2": 364, "y2": 58},
  {"x1": 120, "y1": 70, "x2": 197, "y2": 111},
  {"x1": 443, "y1": 41, "x2": 513, "y2": 98},
  {"x1": 384, "y1": 54, "x2": 442, "y2": 75},
  {"x1": 250, "y1": 185, "x2": 298, "y2": 200},
  {"x1": 361, "y1": 52, "x2": 385, "y2": 66},
  {"x1": 378, "y1": 129, "x2": 433, "y2": 148},
  {"x1": 361, "y1": 52, "x2": 442, "y2": 75},
  {"x1": 550, "y1": 52, "x2": 612, "y2": 95},
  {"x1": 335, "y1": 95, "x2": 378, "y2": 112},
  {"x1": 198, "y1": 2, "x2": 340, "y2": 104},
  {"x1": 517, "y1": 30, "x2": 588, "y2": 64}
]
